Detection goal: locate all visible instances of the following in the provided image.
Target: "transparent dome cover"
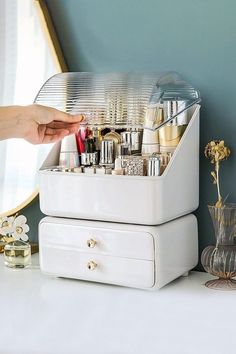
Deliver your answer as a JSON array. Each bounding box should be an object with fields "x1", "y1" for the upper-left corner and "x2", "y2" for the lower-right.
[{"x1": 34, "y1": 72, "x2": 200, "y2": 130}]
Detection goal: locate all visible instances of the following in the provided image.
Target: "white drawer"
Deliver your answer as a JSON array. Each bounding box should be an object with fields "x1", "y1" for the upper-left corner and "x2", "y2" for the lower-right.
[
  {"x1": 40, "y1": 246, "x2": 154, "y2": 289},
  {"x1": 39, "y1": 215, "x2": 199, "y2": 289},
  {"x1": 39, "y1": 219, "x2": 154, "y2": 261}
]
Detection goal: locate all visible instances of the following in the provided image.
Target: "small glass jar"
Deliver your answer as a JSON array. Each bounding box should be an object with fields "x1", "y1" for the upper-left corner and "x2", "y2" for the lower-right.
[{"x1": 4, "y1": 240, "x2": 31, "y2": 268}]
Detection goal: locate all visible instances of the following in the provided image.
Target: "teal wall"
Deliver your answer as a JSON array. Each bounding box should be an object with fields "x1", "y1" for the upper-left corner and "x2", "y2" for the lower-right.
[{"x1": 32, "y1": 0, "x2": 235, "y2": 269}]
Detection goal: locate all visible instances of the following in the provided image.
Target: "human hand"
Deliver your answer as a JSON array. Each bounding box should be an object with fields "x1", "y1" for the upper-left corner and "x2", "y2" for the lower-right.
[
  {"x1": 0, "y1": 104, "x2": 84, "y2": 144},
  {"x1": 21, "y1": 104, "x2": 84, "y2": 144}
]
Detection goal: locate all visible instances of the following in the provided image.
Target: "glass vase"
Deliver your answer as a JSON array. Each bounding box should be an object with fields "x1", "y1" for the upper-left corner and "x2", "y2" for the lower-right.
[{"x1": 201, "y1": 204, "x2": 236, "y2": 290}]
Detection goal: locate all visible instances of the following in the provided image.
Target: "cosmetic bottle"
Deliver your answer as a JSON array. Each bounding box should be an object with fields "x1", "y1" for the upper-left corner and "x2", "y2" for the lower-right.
[
  {"x1": 75, "y1": 127, "x2": 86, "y2": 154},
  {"x1": 131, "y1": 130, "x2": 142, "y2": 154},
  {"x1": 81, "y1": 152, "x2": 99, "y2": 166},
  {"x1": 141, "y1": 105, "x2": 162, "y2": 155},
  {"x1": 121, "y1": 130, "x2": 142, "y2": 154},
  {"x1": 100, "y1": 139, "x2": 115, "y2": 166},
  {"x1": 147, "y1": 156, "x2": 161, "y2": 176},
  {"x1": 159, "y1": 101, "x2": 188, "y2": 154},
  {"x1": 59, "y1": 134, "x2": 80, "y2": 168},
  {"x1": 4, "y1": 241, "x2": 31, "y2": 268},
  {"x1": 92, "y1": 128, "x2": 102, "y2": 161},
  {"x1": 84, "y1": 138, "x2": 95, "y2": 153},
  {"x1": 104, "y1": 130, "x2": 121, "y2": 158},
  {"x1": 112, "y1": 157, "x2": 125, "y2": 175}
]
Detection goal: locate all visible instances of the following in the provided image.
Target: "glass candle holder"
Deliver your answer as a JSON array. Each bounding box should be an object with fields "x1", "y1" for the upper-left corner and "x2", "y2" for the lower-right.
[{"x1": 4, "y1": 240, "x2": 31, "y2": 268}]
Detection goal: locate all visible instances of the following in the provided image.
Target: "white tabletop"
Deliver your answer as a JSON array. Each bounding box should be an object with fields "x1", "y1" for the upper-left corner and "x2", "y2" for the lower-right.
[{"x1": 0, "y1": 254, "x2": 235, "y2": 354}]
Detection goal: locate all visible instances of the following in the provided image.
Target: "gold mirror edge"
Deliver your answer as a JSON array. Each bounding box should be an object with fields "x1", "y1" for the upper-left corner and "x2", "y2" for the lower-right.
[
  {"x1": 0, "y1": 189, "x2": 39, "y2": 218},
  {"x1": 34, "y1": 0, "x2": 68, "y2": 72}
]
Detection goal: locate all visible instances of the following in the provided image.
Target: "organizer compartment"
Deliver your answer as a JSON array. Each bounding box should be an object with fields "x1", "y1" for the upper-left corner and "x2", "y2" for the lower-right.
[
  {"x1": 39, "y1": 105, "x2": 199, "y2": 225},
  {"x1": 39, "y1": 214, "x2": 198, "y2": 289}
]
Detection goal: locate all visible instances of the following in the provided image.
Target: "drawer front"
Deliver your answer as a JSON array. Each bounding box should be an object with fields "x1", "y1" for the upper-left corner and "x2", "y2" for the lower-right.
[
  {"x1": 40, "y1": 246, "x2": 155, "y2": 289},
  {"x1": 39, "y1": 221, "x2": 154, "y2": 261}
]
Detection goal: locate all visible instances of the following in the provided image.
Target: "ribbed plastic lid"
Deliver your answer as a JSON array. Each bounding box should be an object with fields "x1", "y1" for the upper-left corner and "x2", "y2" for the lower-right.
[{"x1": 34, "y1": 72, "x2": 200, "y2": 130}]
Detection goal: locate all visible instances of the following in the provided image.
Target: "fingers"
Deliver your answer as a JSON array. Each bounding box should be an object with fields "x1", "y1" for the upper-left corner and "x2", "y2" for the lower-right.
[
  {"x1": 46, "y1": 121, "x2": 80, "y2": 129},
  {"x1": 31, "y1": 104, "x2": 85, "y2": 124},
  {"x1": 51, "y1": 107, "x2": 84, "y2": 124},
  {"x1": 42, "y1": 130, "x2": 70, "y2": 144},
  {"x1": 42, "y1": 124, "x2": 79, "y2": 144},
  {"x1": 45, "y1": 127, "x2": 69, "y2": 136},
  {"x1": 45, "y1": 126, "x2": 78, "y2": 136}
]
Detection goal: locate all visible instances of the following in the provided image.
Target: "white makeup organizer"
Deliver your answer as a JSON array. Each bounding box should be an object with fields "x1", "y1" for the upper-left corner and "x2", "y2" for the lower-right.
[{"x1": 37, "y1": 72, "x2": 200, "y2": 289}]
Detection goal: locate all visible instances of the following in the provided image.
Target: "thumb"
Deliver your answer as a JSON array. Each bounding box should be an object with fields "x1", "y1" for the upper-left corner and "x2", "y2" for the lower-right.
[
  {"x1": 52, "y1": 109, "x2": 85, "y2": 124},
  {"x1": 31, "y1": 104, "x2": 85, "y2": 124}
]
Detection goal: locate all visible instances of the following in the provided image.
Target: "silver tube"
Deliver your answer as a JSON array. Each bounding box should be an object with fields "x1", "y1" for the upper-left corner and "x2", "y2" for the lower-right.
[
  {"x1": 81, "y1": 152, "x2": 99, "y2": 166},
  {"x1": 81, "y1": 153, "x2": 91, "y2": 166},
  {"x1": 164, "y1": 100, "x2": 188, "y2": 125},
  {"x1": 100, "y1": 140, "x2": 114, "y2": 165},
  {"x1": 121, "y1": 131, "x2": 132, "y2": 146},
  {"x1": 148, "y1": 156, "x2": 161, "y2": 176},
  {"x1": 131, "y1": 131, "x2": 142, "y2": 152}
]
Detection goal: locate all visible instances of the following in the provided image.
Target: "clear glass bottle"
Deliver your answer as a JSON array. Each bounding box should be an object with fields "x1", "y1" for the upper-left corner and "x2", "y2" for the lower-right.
[{"x1": 4, "y1": 240, "x2": 31, "y2": 268}]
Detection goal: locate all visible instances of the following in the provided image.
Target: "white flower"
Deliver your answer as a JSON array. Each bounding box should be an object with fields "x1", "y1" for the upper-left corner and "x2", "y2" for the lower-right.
[
  {"x1": 11, "y1": 215, "x2": 29, "y2": 241},
  {"x1": 0, "y1": 216, "x2": 14, "y2": 236}
]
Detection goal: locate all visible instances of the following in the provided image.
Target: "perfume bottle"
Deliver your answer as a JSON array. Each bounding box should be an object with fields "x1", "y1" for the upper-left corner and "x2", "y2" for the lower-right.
[{"x1": 4, "y1": 240, "x2": 31, "y2": 268}]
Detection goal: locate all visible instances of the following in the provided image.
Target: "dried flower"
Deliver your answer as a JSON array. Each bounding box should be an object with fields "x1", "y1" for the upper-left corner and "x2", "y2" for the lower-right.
[
  {"x1": 205, "y1": 140, "x2": 231, "y2": 208},
  {"x1": 205, "y1": 140, "x2": 230, "y2": 164}
]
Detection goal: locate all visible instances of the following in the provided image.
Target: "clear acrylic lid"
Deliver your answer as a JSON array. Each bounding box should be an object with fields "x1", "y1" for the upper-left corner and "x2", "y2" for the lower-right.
[{"x1": 34, "y1": 72, "x2": 200, "y2": 130}]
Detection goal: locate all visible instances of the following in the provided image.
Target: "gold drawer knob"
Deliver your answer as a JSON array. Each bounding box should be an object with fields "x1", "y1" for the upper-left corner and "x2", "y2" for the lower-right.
[
  {"x1": 87, "y1": 238, "x2": 97, "y2": 248},
  {"x1": 87, "y1": 261, "x2": 97, "y2": 270}
]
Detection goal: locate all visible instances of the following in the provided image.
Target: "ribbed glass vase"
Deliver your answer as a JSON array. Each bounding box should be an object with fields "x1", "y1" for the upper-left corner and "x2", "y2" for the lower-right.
[{"x1": 201, "y1": 204, "x2": 236, "y2": 290}]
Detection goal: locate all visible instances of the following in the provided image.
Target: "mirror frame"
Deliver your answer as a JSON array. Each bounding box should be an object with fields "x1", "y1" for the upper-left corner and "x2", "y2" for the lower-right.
[{"x1": 1, "y1": 0, "x2": 68, "y2": 217}]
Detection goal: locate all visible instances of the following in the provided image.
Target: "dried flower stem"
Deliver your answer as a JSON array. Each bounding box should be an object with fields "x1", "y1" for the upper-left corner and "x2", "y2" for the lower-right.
[
  {"x1": 215, "y1": 161, "x2": 222, "y2": 208},
  {"x1": 205, "y1": 140, "x2": 230, "y2": 208}
]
